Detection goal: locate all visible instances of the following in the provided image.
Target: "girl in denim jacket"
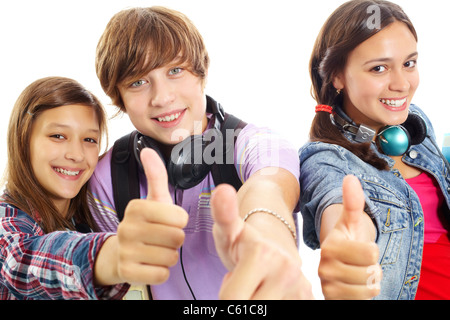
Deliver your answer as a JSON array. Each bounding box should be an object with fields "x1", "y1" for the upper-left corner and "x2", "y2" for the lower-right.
[{"x1": 300, "y1": 0, "x2": 450, "y2": 300}]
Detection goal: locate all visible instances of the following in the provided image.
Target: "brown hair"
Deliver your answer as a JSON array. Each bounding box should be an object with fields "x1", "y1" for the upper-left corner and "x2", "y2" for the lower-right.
[
  {"x1": 309, "y1": 0, "x2": 417, "y2": 170},
  {"x1": 96, "y1": 6, "x2": 210, "y2": 113},
  {"x1": 4, "y1": 76, "x2": 107, "y2": 233}
]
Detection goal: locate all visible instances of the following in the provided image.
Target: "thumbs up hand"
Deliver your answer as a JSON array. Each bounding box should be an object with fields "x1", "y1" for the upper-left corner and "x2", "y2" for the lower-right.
[
  {"x1": 114, "y1": 148, "x2": 188, "y2": 285},
  {"x1": 211, "y1": 184, "x2": 313, "y2": 300},
  {"x1": 319, "y1": 175, "x2": 382, "y2": 299}
]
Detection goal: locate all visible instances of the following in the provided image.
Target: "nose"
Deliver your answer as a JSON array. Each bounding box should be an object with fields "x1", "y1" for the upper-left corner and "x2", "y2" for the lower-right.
[
  {"x1": 65, "y1": 141, "x2": 85, "y2": 163},
  {"x1": 389, "y1": 69, "x2": 410, "y2": 92},
  {"x1": 150, "y1": 78, "x2": 175, "y2": 108}
]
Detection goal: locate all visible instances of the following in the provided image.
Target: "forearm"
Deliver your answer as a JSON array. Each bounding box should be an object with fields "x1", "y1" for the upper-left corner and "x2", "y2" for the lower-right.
[
  {"x1": 237, "y1": 167, "x2": 299, "y2": 253},
  {"x1": 93, "y1": 235, "x2": 121, "y2": 286},
  {"x1": 0, "y1": 229, "x2": 123, "y2": 299}
]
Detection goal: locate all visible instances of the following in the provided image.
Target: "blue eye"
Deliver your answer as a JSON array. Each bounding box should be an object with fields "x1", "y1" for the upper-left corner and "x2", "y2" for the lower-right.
[
  {"x1": 130, "y1": 79, "x2": 147, "y2": 88},
  {"x1": 169, "y1": 67, "x2": 183, "y2": 75}
]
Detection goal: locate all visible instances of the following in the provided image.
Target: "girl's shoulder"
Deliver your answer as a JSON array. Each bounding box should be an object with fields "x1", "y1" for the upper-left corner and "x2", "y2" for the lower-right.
[
  {"x1": 0, "y1": 201, "x2": 20, "y2": 217},
  {"x1": 0, "y1": 200, "x2": 43, "y2": 235}
]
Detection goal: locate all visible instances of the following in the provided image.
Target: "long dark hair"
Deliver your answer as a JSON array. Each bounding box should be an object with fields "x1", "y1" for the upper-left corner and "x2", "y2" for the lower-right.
[
  {"x1": 4, "y1": 77, "x2": 108, "y2": 233},
  {"x1": 309, "y1": 0, "x2": 417, "y2": 170}
]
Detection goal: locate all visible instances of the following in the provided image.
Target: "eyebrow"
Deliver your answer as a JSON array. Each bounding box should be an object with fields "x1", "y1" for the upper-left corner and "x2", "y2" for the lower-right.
[
  {"x1": 363, "y1": 52, "x2": 419, "y2": 66},
  {"x1": 46, "y1": 123, "x2": 100, "y2": 134}
]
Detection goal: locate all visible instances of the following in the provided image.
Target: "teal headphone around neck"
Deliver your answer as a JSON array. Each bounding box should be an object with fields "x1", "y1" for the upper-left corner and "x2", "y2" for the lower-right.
[{"x1": 331, "y1": 107, "x2": 427, "y2": 156}]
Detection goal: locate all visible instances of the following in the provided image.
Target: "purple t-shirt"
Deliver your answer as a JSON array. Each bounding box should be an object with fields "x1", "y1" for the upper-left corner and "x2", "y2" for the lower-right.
[{"x1": 88, "y1": 122, "x2": 300, "y2": 300}]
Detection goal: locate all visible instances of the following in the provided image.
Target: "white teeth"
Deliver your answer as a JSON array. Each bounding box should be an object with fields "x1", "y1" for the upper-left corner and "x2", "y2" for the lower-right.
[
  {"x1": 157, "y1": 112, "x2": 181, "y2": 122},
  {"x1": 380, "y1": 98, "x2": 407, "y2": 107},
  {"x1": 54, "y1": 167, "x2": 80, "y2": 176}
]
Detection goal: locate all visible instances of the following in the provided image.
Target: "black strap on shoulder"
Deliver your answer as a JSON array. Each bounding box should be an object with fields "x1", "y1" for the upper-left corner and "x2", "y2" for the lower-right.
[
  {"x1": 111, "y1": 130, "x2": 141, "y2": 222},
  {"x1": 210, "y1": 113, "x2": 247, "y2": 191},
  {"x1": 110, "y1": 131, "x2": 151, "y2": 300}
]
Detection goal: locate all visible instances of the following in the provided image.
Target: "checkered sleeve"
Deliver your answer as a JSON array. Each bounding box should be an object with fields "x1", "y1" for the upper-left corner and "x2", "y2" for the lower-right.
[{"x1": 0, "y1": 204, "x2": 128, "y2": 300}]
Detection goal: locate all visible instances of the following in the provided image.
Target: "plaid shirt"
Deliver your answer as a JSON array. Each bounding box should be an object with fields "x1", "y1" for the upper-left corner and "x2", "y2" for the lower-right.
[{"x1": 0, "y1": 202, "x2": 129, "y2": 300}]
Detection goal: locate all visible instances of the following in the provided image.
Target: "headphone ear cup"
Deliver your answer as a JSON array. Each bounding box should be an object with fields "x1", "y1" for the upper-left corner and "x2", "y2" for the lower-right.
[
  {"x1": 378, "y1": 125, "x2": 411, "y2": 156},
  {"x1": 402, "y1": 112, "x2": 427, "y2": 145},
  {"x1": 168, "y1": 135, "x2": 212, "y2": 189},
  {"x1": 377, "y1": 112, "x2": 428, "y2": 156},
  {"x1": 134, "y1": 134, "x2": 167, "y2": 170}
]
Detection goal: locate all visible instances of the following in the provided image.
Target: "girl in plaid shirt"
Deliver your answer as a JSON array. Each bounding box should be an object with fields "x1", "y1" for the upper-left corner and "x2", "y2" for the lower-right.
[{"x1": 0, "y1": 77, "x2": 168, "y2": 299}]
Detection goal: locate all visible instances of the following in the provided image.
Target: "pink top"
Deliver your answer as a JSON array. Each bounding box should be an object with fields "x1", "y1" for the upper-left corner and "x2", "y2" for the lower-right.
[{"x1": 406, "y1": 172, "x2": 450, "y2": 300}]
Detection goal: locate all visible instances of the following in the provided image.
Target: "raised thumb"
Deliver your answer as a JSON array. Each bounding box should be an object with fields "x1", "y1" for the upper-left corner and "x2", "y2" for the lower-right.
[
  {"x1": 210, "y1": 184, "x2": 243, "y2": 244},
  {"x1": 140, "y1": 148, "x2": 173, "y2": 204},
  {"x1": 341, "y1": 175, "x2": 367, "y2": 240}
]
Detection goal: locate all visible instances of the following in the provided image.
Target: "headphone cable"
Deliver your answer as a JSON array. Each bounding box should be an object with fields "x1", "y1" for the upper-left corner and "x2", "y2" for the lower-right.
[
  {"x1": 180, "y1": 245, "x2": 196, "y2": 300},
  {"x1": 174, "y1": 185, "x2": 196, "y2": 300}
]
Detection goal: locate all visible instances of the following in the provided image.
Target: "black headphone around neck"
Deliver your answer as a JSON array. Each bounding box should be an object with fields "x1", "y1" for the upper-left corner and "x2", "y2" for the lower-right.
[
  {"x1": 331, "y1": 106, "x2": 427, "y2": 156},
  {"x1": 134, "y1": 95, "x2": 235, "y2": 190}
]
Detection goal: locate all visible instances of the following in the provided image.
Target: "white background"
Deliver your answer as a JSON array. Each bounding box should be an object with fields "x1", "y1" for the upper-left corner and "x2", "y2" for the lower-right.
[{"x1": 0, "y1": 0, "x2": 448, "y2": 299}]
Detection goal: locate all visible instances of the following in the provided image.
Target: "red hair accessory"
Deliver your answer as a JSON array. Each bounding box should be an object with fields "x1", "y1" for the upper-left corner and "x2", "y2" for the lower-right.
[{"x1": 315, "y1": 105, "x2": 333, "y2": 114}]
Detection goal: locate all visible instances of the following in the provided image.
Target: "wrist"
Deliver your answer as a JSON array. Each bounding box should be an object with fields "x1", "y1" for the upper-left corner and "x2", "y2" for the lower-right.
[
  {"x1": 243, "y1": 208, "x2": 298, "y2": 249},
  {"x1": 94, "y1": 235, "x2": 121, "y2": 286}
]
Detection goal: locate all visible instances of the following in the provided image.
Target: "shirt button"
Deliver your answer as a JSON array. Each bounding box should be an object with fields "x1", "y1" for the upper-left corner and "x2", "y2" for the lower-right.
[{"x1": 409, "y1": 150, "x2": 418, "y2": 159}]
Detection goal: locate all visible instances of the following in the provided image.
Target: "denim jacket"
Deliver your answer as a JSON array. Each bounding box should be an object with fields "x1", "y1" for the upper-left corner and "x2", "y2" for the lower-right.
[{"x1": 299, "y1": 104, "x2": 450, "y2": 300}]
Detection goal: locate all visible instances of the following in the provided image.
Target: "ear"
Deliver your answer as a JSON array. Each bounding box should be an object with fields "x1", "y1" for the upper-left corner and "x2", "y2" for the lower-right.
[
  {"x1": 201, "y1": 70, "x2": 209, "y2": 92},
  {"x1": 332, "y1": 72, "x2": 345, "y2": 92}
]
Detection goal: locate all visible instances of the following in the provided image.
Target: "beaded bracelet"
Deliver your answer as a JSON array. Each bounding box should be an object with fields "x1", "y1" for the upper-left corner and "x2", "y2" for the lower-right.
[{"x1": 243, "y1": 208, "x2": 297, "y2": 242}]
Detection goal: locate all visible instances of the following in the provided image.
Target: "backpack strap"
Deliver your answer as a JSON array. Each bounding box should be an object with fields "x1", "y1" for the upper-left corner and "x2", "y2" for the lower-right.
[
  {"x1": 210, "y1": 113, "x2": 247, "y2": 191},
  {"x1": 111, "y1": 131, "x2": 153, "y2": 301},
  {"x1": 111, "y1": 130, "x2": 140, "y2": 222}
]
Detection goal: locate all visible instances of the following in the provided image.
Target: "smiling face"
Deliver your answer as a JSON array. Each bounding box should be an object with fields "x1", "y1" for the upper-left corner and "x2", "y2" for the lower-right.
[
  {"x1": 29, "y1": 104, "x2": 100, "y2": 216},
  {"x1": 118, "y1": 60, "x2": 208, "y2": 146},
  {"x1": 333, "y1": 21, "x2": 420, "y2": 133}
]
